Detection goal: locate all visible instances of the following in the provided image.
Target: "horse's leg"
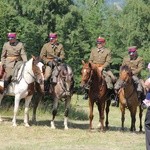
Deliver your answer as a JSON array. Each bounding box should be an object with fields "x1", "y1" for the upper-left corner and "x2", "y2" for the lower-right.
[
  {"x1": 120, "y1": 104, "x2": 125, "y2": 131},
  {"x1": 32, "y1": 92, "x2": 43, "y2": 123},
  {"x1": 64, "y1": 96, "x2": 71, "y2": 130},
  {"x1": 12, "y1": 94, "x2": 21, "y2": 127},
  {"x1": 105, "y1": 98, "x2": 111, "y2": 129},
  {"x1": 51, "y1": 98, "x2": 58, "y2": 129},
  {"x1": 89, "y1": 98, "x2": 94, "y2": 129},
  {"x1": 129, "y1": 107, "x2": 137, "y2": 132},
  {"x1": 97, "y1": 101, "x2": 105, "y2": 131},
  {"x1": 0, "y1": 94, "x2": 4, "y2": 122},
  {"x1": 139, "y1": 105, "x2": 143, "y2": 132},
  {"x1": 24, "y1": 95, "x2": 33, "y2": 127}
]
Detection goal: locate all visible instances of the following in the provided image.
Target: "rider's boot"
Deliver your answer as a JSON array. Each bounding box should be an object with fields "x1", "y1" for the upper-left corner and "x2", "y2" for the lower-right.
[
  {"x1": 3, "y1": 80, "x2": 9, "y2": 94},
  {"x1": 83, "y1": 88, "x2": 89, "y2": 100}
]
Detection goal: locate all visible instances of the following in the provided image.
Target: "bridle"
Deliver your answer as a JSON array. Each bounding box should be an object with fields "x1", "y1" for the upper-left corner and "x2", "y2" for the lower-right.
[{"x1": 82, "y1": 66, "x2": 93, "y2": 89}]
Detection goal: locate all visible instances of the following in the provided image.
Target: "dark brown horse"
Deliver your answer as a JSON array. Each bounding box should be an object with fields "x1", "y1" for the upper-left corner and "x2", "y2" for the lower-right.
[
  {"x1": 116, "y1": 65, "x2": 143, "y2": 132},
  {"x1": 81, "y1": 60, "x2": 111, "y2": 131},
  {"x1": 32, "y1": 63, "x2": 74, "y2": 129}
]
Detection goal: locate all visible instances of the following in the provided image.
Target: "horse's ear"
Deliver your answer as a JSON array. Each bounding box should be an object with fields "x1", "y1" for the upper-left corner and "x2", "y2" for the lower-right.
[
  {"x1": 89, "y1": 62, "x2": 92, "y2": 68},
  {"x1": 82, "y1": 60, "x2": 85, "y2": 65},
  {"x1": 32, "y1": 55, "x2": 36, "y2": 60}
]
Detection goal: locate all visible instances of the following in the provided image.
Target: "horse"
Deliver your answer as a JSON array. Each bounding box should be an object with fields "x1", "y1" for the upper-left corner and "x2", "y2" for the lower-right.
[
  {"x1": 32, "y1": 62, "x2": 74, "y2": 129},
  {"x1": 0, "y1": 56, "x2": 45, "y2": 127},
  {"x1": 80, "y1": 60, "x2": 111, "y2": 131},
  {"x1": 115, "y1": 65, "x2": 143, "y2": 132}
]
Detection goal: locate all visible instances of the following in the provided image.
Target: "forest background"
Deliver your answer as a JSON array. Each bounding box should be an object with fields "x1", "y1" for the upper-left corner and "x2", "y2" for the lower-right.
[{"x1": 0, "y1": 0, "x2": 149, "y2": 90}]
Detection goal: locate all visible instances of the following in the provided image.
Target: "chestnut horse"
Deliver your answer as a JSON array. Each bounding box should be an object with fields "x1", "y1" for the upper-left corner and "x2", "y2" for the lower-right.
[
  {"x1": 81, "y1": 60, "x2": 111, "y2": 131},
  {"x1": 116, "y1": 65, "x2": 143, "y2": 132},
  {"x1": 32, "y1": 63, "x2": 74, "y2": 129}
]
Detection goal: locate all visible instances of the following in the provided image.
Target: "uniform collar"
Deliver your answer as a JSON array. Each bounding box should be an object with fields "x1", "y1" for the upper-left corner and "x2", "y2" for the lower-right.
[{"x1": 97, "y1": 47, "x2": 104, "y2": 52}]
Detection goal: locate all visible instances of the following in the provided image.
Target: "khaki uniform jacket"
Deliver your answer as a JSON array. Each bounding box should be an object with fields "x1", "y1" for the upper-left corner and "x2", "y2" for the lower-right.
[
  {"x1": 89, "y1": 47, "x2": 111, "y2": 69},
  {"x1": 122, "y1": 56, "x2": 144, "y2": 76},
  {"x1": 1, "y1": 41, "x2": 27, "y2": 69},
  {"x1": 40, "y1": 42, "x2": 65, "y2": 64}
]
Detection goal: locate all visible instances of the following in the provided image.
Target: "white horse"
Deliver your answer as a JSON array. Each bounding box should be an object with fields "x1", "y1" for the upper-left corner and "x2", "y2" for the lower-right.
[{"x1": 0, "y1": 56, "x2": 44, "y2": 127}]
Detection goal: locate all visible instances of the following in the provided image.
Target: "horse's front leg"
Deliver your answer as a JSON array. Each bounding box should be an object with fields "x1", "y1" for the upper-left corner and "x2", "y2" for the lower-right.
[
  {"x1": 120, "y1": 104, "x2": 125, "y2": 131},
  {"x1": 64, "y1": 96, "x2": 71, "y2": 130},
  {"x1": 89, "y1": 98, "x2": 94, "y2": 130},
  {"x1": 130, "y1": 108, "x2": 137, "y2": 132},
  {"x1": 0, "y1": 94, "x2": 4, "y2": 122},
  {"x1": 51, "y1": 98, "x2": 59, "y2": 129},
  {"x1": 12, "y1": 94, "x2": 21, "y2": 127},
  {"x1": 24, "y1": 95, "x2": 33, "y2": 127},
  {"x1": 97, "y1": 101, "x2": 105, "y2": 131},
  {"x1": 139, "y1": 105, "x2": 143, "y2": 132}
]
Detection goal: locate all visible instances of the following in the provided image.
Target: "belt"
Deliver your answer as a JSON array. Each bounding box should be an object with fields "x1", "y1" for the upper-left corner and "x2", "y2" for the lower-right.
[
  {"x1": 7, "y1": 56, "x2": 19, "y2": 59},
  {"x1": 94, "y1": 63, "x2": 103, "y2": 67}
]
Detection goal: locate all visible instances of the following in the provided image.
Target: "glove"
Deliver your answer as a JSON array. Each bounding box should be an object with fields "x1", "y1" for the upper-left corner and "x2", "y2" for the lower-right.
[
  {"x1": 47, "y1": 61, "x2": 53, "y2": 67},
  {"x1": 54, "y1": 57, "x2": 62, "y2": 62}
]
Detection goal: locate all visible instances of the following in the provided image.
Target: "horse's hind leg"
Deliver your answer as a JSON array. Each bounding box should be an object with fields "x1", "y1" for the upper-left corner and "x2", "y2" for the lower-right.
[
  {"x1": 89, "y1": 99, "x2": 94, "y2": 130},
  {"x1": 24, "y1": 95, "x2": 33, "y2": 127},
  {"x1": 51, "y1": 98, "x2": 58, "y2": 129},
  {"x1": 32, "y1": 92, "x2": 43, "y2": 123},
  {"x1": 139, "y1": 105, "x2": 143, "y2": 132},
  {"x1": 12, "y1": 94, "x2": 21, "y2": 127},
  {"x1": 64, "y1": 96, "x2": 71, "y2": 130},
  {"x1": 105, "y1": 99, "x2": 111, "y2": 129}
]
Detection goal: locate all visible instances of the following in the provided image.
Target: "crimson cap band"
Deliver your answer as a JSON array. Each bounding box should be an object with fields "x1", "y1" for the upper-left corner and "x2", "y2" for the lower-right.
[
  {"x1": 49, "y1": 33, "x2": 57, "y2": 39},
  {"x1": 7, "y1": 33, "x2": 16, "y2": 38},
  {"x1": 128, "y1": 46, "x2": 137, "y2": 52},
  {"x1": 97, "y1": 37, "x2": 105, "y2": 43}
]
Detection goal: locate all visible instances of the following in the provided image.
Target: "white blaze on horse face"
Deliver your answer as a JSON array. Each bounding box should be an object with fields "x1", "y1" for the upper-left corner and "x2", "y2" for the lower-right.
[{"x1": 36, "y1": 62, "x2": 44, "y2": 81}]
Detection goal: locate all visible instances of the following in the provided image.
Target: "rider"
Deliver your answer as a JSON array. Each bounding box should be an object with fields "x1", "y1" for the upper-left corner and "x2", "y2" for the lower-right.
[
  {"x1": 1, "y1": 32, "x2": 27, "y2": 92},
  {"x1": 83, "y1": 36, "x2": 116, "y2": 99},
  {"x1": 114, "y1": 46, "x2": 144, "y2": 103},
  {"x1": 40, "y1": 32, "x2": 65, "y2": 90}
]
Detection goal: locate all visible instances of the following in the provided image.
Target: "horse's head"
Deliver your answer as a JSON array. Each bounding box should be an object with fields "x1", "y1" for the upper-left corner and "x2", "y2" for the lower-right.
[
  {"x1": 58, "y1": 64, "x2": 74, "y2": 95},
  {"x1": 119, "y1": 65, "x2": 132, "y2": 82},
  {"x1": 32, "y1": 56, "x2": 45, "y2": 93},
  {"x1": 80, "y1": 60, "x2": 93, "y2": 88}
]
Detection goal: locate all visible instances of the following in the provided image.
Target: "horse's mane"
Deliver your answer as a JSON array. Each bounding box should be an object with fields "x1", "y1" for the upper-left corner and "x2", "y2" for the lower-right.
[{"x1": 120, "y1": 65, "x2": 132, "y2": 77}]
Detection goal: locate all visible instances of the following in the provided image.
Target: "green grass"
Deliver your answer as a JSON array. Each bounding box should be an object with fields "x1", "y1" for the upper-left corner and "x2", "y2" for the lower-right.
[{"x1": 0, "y1": 94, "x2": 147, "y2": 150}]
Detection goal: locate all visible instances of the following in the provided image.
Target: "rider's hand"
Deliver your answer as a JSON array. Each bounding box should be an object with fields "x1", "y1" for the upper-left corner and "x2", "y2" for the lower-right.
[{"x1": 47, "y1": 61, "x2": 53, "y2": 67}]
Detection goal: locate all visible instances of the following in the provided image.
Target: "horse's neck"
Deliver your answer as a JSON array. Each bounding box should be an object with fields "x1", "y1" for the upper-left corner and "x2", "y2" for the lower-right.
[
  {"x1": 21, "y1": 59, "x2": 35, "y2": 84},
  {"x1": 124, "y1": 78, "x2": 135, "y2": 93}
]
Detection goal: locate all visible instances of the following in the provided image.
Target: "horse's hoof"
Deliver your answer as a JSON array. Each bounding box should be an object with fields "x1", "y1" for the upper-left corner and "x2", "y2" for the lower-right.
[
  {"x1": 64, "y1": 126, "x2": 69, "y2": 130},
  {"x1": 12, "y1": 123, "x2": 17, "y2": 127},
  {"x1": 25, "y1": 123, "x2": 30, "y2": 127},
  {"x1": 51, "y1": 126, "x2": 56, "y2": 129}
]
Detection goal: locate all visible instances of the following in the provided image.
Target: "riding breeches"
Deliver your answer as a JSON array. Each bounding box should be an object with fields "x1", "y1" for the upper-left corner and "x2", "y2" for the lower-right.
[
  {"x1": 132, "y1": 75, "x2": 143, "y2": 92},
  {"x1": 44, "y1": 66, "x2": 52, "y2": 80},
  {"x1": 103, "y1": 70, "x2": 113, "y2": 89}
]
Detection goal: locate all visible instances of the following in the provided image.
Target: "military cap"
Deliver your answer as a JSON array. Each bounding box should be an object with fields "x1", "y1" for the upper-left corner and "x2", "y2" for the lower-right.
[
  {"x1": 7, "y1": 32, "x2": 16, "y2": 38},
  {"x1": 49, "y1": 33, "x2": 57, "y2": 39},
  {"x1": 97, "y1": 37, "x2": 105, "y2": 43}
]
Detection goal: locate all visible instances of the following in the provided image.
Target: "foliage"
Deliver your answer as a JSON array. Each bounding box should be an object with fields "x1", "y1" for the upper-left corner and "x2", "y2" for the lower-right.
[{"x1": 0, "y1": 0, "x2": 149, "y2": 89}]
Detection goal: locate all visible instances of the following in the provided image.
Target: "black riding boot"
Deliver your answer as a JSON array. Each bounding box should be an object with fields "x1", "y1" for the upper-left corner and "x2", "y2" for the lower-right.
[
  {"x1": 83, "y1": 88, "x2": 89, "y2": 100},
  {"x1": 44, "y1": 80, "x2": 49, "y2": 92},
  {"x1": 3, "y1": 80, "x2": 9, "y2": 94}
]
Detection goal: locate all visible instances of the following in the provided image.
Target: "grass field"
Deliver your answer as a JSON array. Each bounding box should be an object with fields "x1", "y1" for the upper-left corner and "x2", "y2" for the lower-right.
[{"x1": 0, "y1": 94, "x2": 147, "y2": 150}]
